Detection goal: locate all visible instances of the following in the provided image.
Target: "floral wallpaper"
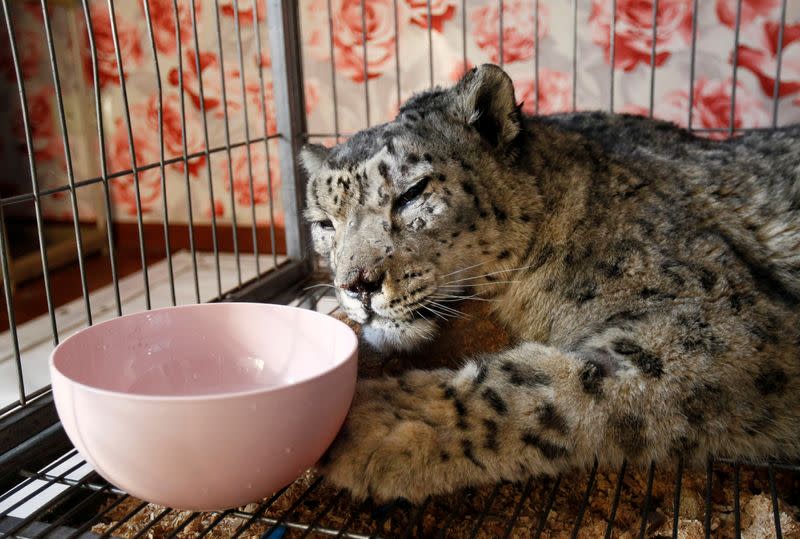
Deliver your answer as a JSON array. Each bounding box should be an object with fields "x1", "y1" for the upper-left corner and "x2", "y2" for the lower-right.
[{"x1": 1, "y1": 0, "x2": 799, "y2": 230}]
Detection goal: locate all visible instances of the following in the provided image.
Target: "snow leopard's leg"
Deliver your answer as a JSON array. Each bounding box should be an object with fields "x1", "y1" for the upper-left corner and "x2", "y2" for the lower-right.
[{"x1": 320, "y1": 313, "x2": 799, "y2": 503}]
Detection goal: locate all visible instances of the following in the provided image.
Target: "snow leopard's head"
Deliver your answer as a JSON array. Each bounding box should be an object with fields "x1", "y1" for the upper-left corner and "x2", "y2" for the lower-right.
[{"x1": 302, "y1": 64, "x2": 530, "y2": 352}]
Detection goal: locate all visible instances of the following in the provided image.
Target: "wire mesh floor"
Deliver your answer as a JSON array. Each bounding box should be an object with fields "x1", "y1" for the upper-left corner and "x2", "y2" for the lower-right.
[
  {"x1": 0, "y1": 290, "x2": 798, "y2": 539},
  {"x1": 2, "y1": 450, "x2": 800, "y2": 538}
]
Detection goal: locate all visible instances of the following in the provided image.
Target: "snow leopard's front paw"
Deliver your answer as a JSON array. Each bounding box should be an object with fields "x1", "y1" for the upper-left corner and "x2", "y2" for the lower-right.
[{"x1": 318, "y1": 372, "x2": 460, "y2": 503}]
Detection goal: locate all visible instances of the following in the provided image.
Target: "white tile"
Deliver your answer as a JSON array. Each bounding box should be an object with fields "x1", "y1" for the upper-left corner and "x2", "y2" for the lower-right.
[
  {"x1": 0, "y1": 251, "x2": 286, "y2": 409},
  {"x1": 0, "y1": 452, "x2": 93, "y2": 519}
]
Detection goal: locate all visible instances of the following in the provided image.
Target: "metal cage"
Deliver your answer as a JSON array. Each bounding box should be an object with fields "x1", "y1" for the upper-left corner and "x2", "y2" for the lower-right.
[{"x1": 0, "y1": 0, "x2": 798, "y2": 537}]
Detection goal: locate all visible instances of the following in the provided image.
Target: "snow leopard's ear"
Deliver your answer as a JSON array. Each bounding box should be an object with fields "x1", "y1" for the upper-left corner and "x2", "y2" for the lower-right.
[
  {"x1": 299, "y1": 144, "x2": 330, "y2": 179},
  {"x1": 452, "y1": 64, "x2": 521, "y2": 148}
]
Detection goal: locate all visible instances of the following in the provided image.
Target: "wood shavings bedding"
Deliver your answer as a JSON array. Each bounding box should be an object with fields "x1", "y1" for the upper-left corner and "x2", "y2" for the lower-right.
[
  {"x1": 90, "y1": 301, "x2": 800, "y2": 538},
  {"x1": 90, "y1": 465, "x2": 800, "y2": 538}
]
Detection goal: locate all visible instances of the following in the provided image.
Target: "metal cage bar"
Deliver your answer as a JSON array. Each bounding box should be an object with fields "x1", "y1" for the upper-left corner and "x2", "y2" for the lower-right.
[
  {"x1": 212, "y1": 0, "x2": 242, "y2": 287},
  {"x1": 268, "y1": 0, "x2": 311, "y2": 262},
  {"x1": 231, "y1": 0, "x2": 262, "y2": 277},
  {"x1": 672, "y1": 457, "x2": 685, "y2": 538},
  {"x1": 1, "y1": 0, "x2": 59, "y2": 344},
  {"x1": 393, "y1": 0, "x2": 401, "y2": 110},
  {"x1": 171, "y1": 0, "x2": 201, "y2": 303},
  {"x1": 604, "y1": 460, "x2": 628, "y2": 539},
  {"x1": 687, "y1": 0, "x2": 700, "y2": 130},
  {"x1": 571, "y1": 459, "x2": 599, "y2": 537},
  {"x1": 40, "y1": 0, "x2": 93, "y2": 325},
  {"x1": 188, "y1": 0, "x2": 223, "y2": 297},
  {"x1": 637, "y1": 462, "x2": 657, "y2": 539},
  {"x1": 609, "y1": 0, "x2": 617, "y2": 112},
  {"x1": 142, "y1": 0, "x2": 177, "y2": 307},
  {"x1": 648, "y1": 0, "x2": 658, "y2": 117},
  {"x1": 733, "y1": 463, "x2": 742, "y2": 538},
  {"x1": 502, "y1": 479, "x2": 533, "y2": 539},
  {"x1": 427, "y1": 0, "x2": 434, "y2": 87},
  {"x1": 328, "y1": 0, "x2": 342, "y2": 143},
  {"x1": 729, "y1": 0, "x2": 744, "y2": 136},
  {"x1": 251, "y1": 0, "x2": 280, "y2": 269},
  {"x1": 772, "y1": 0, "x2": 788, "y2": 128},
  {"x1": 534, "y1": 0, "x2": 540, "y2": 114},
  {"x1": 704, "y1": 457, "x2": 714, "y2": 537},
  {"x1": 461, "y1": 0, "x2": 467, "y2": 73},
  {"x1": 768, "y1": 464, "x2": 783, "y2": 538},
  {"x1": 107, "y1": 0, "x2": 153, "y2": 310},
  {"x1": 0, "y1": 134, "x2": 279, "y2": 208},
  {"x1": 571, "y1": 0, "x2": 577, "y2": 111},
  {"x1": 497, "y1": 0, "x2": 504, "y2": 67},
  {"x1": 0, "y1": 209, "x2": 24, "y2": 406},
  {"x1": 0, "y1": 2, "x2": 799, "y2": 538},
  {"x1": 360, "y1": 0, "x2": 370, "y2": 127}
]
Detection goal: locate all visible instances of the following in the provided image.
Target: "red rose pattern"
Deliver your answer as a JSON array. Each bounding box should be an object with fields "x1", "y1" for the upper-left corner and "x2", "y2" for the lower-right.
[
  {"x1": 247, "y1": 78, "x2": 320, "y2": 136},
  {"x1": 220, "y1": 0, "x2": 266, "y2": 24},
  {"x1": 9, "y1": 0, "x2": 800, "y2": 226},
  {"x1": 403, "y1": 0, "x2": 456, "y2": 32},
  {"x1": 330, "y1": 0, "x2": 397, "y2": 82},
  {"x1": 624, "y1": 78, "x2": 769, "y2": 139},
  {"x1": 590, "y1": 0, "x2": 693, "y2": 72},
  {"x1": 167, "y1": 49, "x2": 283, "y2": 122},
  {"x1": 258, "y1": 50, "x2": 271, "y2": 68},
  {"x1": 221, "y1": 143, "x2": 280, "y2": 207},
  {"x1": 22, "y1": 3, "x2": 44, "y2": 22},
  {"x1": 448, "y1": 59, "x2": 475, "y2": 82},
  {"x1": 140, "y1": 0, "x2": 200, "y2": 55},
  {"x1": 515, "y1": 70, "x2": 572, "y2": 115},
  {"x1": 471, "y1": 0, "x2": 548, "y2": 65},
  {"x1": 1, "y1": 27, "x2": 41, "y2": 82},
  {"x1": 106, "y1": 115, "x2": 164, "y2": 217},
  {"x1": 716, "y1": 0, "x2": 779, "y2": 29},
  {"x1": 167, "y1": 50, "x2": 226, "y2": 111},
  {"x1": 13, "y1": 86, "x2": 62, "y2": 163},
  {"x1": 147, "y1": 92, "x2": 207, "y2": 176},
  {"x1": 736, "y1": 21, "x2": 800, "y2": 99},
  {"x1": 82, "y1": 2, "x2": 144, "y2": 88},
  {"x1": 205, "y1": 199, "x2": 226, "y2": 219}
]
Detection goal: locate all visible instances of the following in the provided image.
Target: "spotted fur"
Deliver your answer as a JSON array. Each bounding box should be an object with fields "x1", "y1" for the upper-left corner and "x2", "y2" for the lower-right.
[{"x1": 300, "y1": 65, "x2": 800, "y2": 503}]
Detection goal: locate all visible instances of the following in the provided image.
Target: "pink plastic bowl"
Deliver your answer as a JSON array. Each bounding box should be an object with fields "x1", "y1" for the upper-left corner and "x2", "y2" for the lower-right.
[{"x1": 50, "y1": 303, "x2": 357, "y2": 511}]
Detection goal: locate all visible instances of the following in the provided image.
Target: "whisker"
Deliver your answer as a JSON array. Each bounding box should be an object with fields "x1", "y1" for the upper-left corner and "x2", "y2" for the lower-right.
[
  {"x1": 424, "y1": 300, "x2": 469, "y2": 320},
  {"x1": 440, "y1": 260, "x2": 492, "y2": 278},
  {"x1": 427, "y1": 306, "x2": 465, "y2": 320},
  {"x1": 426, "y1": 300, "x2": 469, "y2": 319},
  {"x1": 445, "y1": 263, "x2": 537, "y2": 284},
  {"x1": 430, "y1": 293, "x2": 499, "y2": 303},
  {"x1": 440, "y1": 280, "x2": 520, "y2": 288},
  {"x1": 303, "y1": 282, "x2": 337, "y2": 291},
  {"x1": 404, "y1": 304, "x2": 430, "y2": 324},
  {"x1": 421, "y1": 305, "x2": 449, "y2": 322}
]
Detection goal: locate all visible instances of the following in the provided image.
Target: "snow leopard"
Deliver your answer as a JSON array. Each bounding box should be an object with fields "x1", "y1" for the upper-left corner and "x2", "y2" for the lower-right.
[{"x1": 300, "y1": 64, "x2": 800, "y2": 503}]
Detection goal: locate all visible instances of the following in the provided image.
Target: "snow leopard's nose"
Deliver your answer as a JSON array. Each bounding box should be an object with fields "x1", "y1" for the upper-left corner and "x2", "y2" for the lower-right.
[{"x1": 341, "y1": 268, "x2": 385, "y2": 303}]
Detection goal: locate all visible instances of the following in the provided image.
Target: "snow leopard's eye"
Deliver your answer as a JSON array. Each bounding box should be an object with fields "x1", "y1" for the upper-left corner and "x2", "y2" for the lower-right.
[
  {"x1": 315, "y1": 219, "x2": 335, "y2": 231},
  {"x1": 395, "y1": 176, "x2": 430, "y2": 210}
]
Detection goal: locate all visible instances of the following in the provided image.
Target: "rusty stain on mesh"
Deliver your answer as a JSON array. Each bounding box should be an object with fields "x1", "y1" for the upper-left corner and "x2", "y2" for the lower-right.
[{"x1": 0, "y1": 1, "x2": 796, "y2": 538}]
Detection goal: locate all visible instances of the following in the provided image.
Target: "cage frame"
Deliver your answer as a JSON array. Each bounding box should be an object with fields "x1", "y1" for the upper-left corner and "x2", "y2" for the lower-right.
[{"x1": 0, "y1": 0, "x2": 797, "y2": 537}]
